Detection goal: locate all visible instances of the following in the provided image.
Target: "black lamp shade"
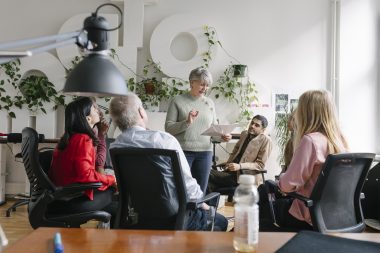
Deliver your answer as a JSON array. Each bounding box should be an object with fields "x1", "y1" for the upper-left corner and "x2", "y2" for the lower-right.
[{"x1": 63, "y1": 53, "x2": 128, "y2": 96}]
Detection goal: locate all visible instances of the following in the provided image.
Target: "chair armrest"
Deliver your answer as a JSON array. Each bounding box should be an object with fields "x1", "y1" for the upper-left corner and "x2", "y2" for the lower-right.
[
  {"x1": 187, "y1": 192, "x2": 220, "y2": 210},
  {"x1": 287, "y1": 192, "x2": 314, "y2": 207},
  {"x1": 53, "y1": 182, "x2": 103, "y2": 200},
  {"x1": 264, "y1": 180, "x2": 313, "y2": 207},
  {"x1": 254, "y1": 169, "x2": 267, "y2": 174}
]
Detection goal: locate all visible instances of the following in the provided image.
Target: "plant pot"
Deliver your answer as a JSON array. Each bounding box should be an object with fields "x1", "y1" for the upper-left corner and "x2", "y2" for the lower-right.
[
  {"x1": 232, "y1": 64, "x2": 247, "y2": 78},
  {"x1": 144, "y1": 82, "x2": 155, "y2": 95}
]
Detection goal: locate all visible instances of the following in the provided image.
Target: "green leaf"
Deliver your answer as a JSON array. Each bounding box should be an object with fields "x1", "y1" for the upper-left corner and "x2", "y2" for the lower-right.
[{"x1": 8, "y1": 111, "x2": 15, "y2": 118}]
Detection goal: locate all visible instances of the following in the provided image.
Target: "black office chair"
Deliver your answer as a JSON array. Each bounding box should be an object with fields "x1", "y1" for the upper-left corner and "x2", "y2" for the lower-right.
[
  {"x1": 361, "y1": 161, "x2": 380, "y2": 230},
  {"x1": 104, "y1": 137, "x2": 115, "y2": 169},
  {"x1": 110, "y1": 147, "x2": 220, "y2": 231},
  {"x1": 21, "y1": 127, "x2": 111, "y2": 229},
  {"x1": 265, "y1": 153, "x2": 375, "y2": 233},
  {"x1": 5, "y1": 133, "x2": 44, "y2": 217}
]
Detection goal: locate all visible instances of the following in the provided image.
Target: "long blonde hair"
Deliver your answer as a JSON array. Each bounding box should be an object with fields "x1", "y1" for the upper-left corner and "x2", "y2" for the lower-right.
[{"x1": 293, "y1": 90, "x2": 348, "y2": 153}]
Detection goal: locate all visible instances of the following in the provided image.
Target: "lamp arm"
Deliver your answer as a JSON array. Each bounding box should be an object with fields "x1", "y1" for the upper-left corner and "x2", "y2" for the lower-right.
[{"x1": 0, "y1": 30, "x2": 88, "y2": 64}]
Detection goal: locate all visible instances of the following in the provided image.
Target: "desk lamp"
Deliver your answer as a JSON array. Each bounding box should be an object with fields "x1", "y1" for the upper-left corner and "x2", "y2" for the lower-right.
[{"x1": 0, "y1": 3, "x2": 127, "y2": 97}]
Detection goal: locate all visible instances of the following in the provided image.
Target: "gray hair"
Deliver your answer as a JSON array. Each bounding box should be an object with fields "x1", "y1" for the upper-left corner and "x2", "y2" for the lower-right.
[
  {"x1": 188, "y1": 67, "x2": 213, "y2": 86},
  {"x1": 109, "y1": 93, "x2": 143, "y2": 131}
]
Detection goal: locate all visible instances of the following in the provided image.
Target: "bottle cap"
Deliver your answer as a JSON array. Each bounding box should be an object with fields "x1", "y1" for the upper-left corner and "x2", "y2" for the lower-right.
[{"x1": 238, "y1": 174, "x2": 255, "y2": 185}]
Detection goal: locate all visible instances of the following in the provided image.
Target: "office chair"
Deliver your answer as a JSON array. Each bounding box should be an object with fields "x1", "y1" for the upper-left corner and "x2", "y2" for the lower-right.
[
  {"x1": 265, "y1": 153, "x2": 375, "y2": 233},
  {"x1": 110, "y1": 147, "x2": 221, "y2": 231},
  {"x1": 361, "y1": 161, "x2": 380, "y2": 230},
  {"x1": 21, "y1": 127, "x2": 111, "y2": 229},
  {"x1": 104, "y1": 137, "x2": 115, "y2": 170},
  {"x1": 5, "y1": 133, "x2": 44, "y2": 217}
]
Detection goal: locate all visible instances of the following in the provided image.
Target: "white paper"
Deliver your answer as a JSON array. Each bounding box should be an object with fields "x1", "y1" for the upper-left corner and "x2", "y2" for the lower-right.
[{"x1": 201, "y1": 124, "x2": 238, "y2": 137}]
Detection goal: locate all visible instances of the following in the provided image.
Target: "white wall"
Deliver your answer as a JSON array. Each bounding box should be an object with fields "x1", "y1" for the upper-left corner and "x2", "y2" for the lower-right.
[
  {"x1": 0, "y1": 0, "x2": 361, "y2": 193},
  {"x1": 339, "y1": 0, "x2": 380, "y2": 153},
  {"x1": 141, "y1": 0, "x2": 331, "y2": 179}
]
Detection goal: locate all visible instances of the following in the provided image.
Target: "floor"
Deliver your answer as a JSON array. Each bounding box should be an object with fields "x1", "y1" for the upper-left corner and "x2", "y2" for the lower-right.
[{"x1": 0, "y1": 197, "x2": 235, "y2": 249}]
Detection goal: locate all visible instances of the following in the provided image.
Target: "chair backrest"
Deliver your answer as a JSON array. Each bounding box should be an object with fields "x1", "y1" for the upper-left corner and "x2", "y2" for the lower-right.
[
  {"x1": 110, "y1": 147, "x2": 188, "y2": 230},
  {"x1": 21, "y1": 128, "x2": 56, "y2": 204},
  {"x1": 361, "y1": 161, "x2": 380, "y2": 220},
  {"x1": 309, "y1": 153, "x2": 375, "y2": 233},
  {"x1": 104, "y1": 138, "x2": 115, "y2": 169}
]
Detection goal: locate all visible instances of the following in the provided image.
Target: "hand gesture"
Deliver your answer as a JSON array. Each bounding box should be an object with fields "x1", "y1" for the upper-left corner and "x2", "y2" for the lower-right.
[
  {"x1": 186, "y1": 109, "x2": 199, "y2": 125},
  {"x1": 221, "y1": 134, "x2": 232, "y2": 142},
  {"x1": 97, "y1": 119, "x2": 109, "y2": 137},
  {"x1": 96, "y1": 110, "x2": 109, "y2": 137}
]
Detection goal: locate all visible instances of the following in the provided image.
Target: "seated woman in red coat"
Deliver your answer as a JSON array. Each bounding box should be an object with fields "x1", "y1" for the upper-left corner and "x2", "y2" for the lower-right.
[{"x1": 48, "y1": 97, "x2": 117, "y2": 224}]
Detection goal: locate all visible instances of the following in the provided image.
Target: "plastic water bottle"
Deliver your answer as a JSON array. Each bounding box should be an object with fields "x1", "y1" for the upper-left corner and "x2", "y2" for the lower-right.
[{"x1": 233, "y1": 175, "x2": 259, "y2": 253}]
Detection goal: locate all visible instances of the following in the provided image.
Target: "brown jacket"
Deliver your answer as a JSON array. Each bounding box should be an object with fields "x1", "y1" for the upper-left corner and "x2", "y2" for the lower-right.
[{"x1": 227, "y1": 130, "x2": 272, "y2": 185}]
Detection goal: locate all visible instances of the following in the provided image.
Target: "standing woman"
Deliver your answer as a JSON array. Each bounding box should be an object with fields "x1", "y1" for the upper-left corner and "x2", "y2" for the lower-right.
[
  {"x1": 48, "y1": 97, "x2": 117, "y2": 222},
  {"x1": 165, "y1": 67, "x2": 230, "y2": 193},
  {"x1": 260, "y1": 90, "x2": 349, "y2": 230}
]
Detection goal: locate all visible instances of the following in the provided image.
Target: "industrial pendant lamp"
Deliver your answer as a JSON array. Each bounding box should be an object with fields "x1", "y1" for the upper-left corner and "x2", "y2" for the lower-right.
[{"x1": 0, "y1": 3, "x2": 128, "y2": 97}]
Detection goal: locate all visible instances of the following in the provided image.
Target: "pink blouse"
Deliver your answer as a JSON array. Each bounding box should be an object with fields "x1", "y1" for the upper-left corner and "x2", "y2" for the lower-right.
[{"x1": 278, "y1": 132, "x2": 330, "y2": 225}]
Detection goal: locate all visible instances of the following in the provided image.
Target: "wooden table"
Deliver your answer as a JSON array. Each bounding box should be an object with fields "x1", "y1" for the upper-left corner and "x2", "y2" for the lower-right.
[{"x1": 3, "y1": 227, "x2": 380, "y2": 253}]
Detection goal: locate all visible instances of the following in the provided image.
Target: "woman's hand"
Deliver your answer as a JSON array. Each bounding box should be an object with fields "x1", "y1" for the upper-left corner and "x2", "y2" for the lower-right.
[
  {"x1": 221, "y1": 134, "x2": 232, "y2": 142},
  {"x1": 186, "y1": 109, "x2": 199, "y2": 125},
  {"x1": 96, "y1": 109, "x2": 109, "y2": 137},
  {"x1": 97, "y1": 119, "x2": 109, "y2": 137}
]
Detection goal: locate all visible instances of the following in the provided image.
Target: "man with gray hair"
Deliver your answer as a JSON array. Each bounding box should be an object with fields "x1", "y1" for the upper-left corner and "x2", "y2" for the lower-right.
[{"x1": 109, "y1": 93, "x2": 227, "y2": 231}]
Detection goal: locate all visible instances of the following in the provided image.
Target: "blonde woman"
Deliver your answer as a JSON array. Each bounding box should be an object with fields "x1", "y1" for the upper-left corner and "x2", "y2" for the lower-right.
[{"x1": 260, "y1": 90, "x2": 349, "y2": 230}]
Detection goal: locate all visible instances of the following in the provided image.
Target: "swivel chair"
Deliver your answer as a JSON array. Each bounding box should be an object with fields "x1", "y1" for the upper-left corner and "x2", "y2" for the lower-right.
[
  {"x1": 110, "y1": 147, "x2": 220, "y2": 231},
  {"x1": 265, "y1": 153, "x2": 375, "y2": 233},
  {"x1": 21, "y1": 127, "x2": 111, "y2": 228}
]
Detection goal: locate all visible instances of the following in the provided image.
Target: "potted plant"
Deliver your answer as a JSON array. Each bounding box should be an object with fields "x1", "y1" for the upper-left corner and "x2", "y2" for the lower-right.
[
  {"x1": 125, "y1": 58, "x2": 187, "y2": 110},
  {"x1": 274, "y1": 110, "x2": 294, "y2": 168},
  {"x1": 17, "y1": 75, "x2": 65, "y2": 114},
  {"x1": 0, "y1": 60, "x2": 65, "y2": 118},
  {"x1": 232, "y1": 64, "x2": 247, "y2": 77},
  {"x1": 211, "y1": 65, "x2": 258, "y2": 121}
]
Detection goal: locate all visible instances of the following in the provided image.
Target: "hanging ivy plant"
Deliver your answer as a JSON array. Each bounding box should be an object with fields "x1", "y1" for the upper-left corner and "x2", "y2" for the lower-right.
[
  {"x1": 211, "y1": 65, "x2": 258, "y2": 121},
  {"x1": 0, "y1": 60, "x2": 22, "y2": 118},
  {"x1": 18, "y1": 75, "x2": 65, "y2": 113},
  {"x1": 202, "y1": 25, "x2": 220, "y2": 68},
  {"x1": 0, "y1": 60, "x2": 65, "y2": 117},
  {"x1": 123, "y1": 57, "x2": 187, "y2": 109}
]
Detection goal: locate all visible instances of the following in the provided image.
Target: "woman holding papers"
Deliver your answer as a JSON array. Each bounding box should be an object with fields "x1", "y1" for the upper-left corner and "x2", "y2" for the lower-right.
[{"x1": 165, "y1": 67, "x2": 231, "y2": 193}]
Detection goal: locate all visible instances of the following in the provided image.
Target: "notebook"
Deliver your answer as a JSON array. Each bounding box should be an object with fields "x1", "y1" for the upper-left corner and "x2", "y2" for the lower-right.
[{"x1": 276, "y1": 230, "x2": 380, "y2": 253}]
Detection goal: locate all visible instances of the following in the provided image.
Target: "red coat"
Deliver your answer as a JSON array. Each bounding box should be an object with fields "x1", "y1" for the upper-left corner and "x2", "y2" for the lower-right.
[{"x1": 49, "y1": 133, "x2": 115, "y2": 200}]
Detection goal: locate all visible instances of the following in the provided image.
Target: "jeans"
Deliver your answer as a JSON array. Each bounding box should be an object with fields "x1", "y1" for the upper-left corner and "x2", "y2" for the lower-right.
[
  {"x1": 186, "y1": 208, "x2": 228, "y2": 231},
  {"x1": 184, "y1": 151, "x2": 212, "y2": 193}
]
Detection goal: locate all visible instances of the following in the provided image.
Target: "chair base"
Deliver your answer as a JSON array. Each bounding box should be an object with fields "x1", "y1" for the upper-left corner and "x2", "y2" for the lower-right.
[{"x1": 6, "y1": 199, "x2": 29, "y2": 217}]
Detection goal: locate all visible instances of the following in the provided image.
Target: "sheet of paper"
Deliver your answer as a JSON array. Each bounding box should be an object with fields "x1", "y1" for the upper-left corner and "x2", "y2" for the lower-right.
[{"x1": 201, "y1": 124, "x2": 238, "y2": 136}]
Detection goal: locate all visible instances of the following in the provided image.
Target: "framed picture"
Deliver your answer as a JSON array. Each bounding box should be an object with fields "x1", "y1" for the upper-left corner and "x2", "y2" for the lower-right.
[
  {"x1": 290, "y1": 99, "x2": 299, "y2": 111},
  {"x1": 275, "y1": 94, "x2": 289, "y2": 113}
]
